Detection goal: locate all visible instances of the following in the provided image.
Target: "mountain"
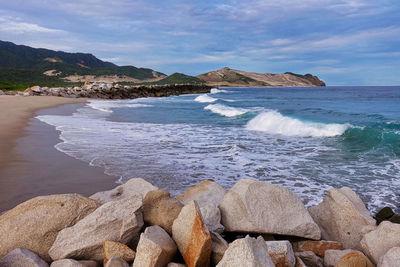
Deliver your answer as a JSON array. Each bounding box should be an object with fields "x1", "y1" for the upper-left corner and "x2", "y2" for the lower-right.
[
  {"x1": 0, "y1": 40, "x2": 167, "y2": 89},
  {"x1": 197, "y1": 67, "x2": 325, "y2": 87}
]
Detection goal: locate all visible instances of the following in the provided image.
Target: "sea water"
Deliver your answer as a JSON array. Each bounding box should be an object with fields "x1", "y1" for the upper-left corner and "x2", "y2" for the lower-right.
[{"x1": 37, "y1": 86, "x2": 400, "y2": 213}]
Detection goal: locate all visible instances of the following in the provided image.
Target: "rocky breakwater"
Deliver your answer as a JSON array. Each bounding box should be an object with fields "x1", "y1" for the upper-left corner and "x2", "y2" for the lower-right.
[
  {"x1": 17, "y1": 83, "x2": 212, "y2": 99},
  {"x1": 0, "y1": 178, "x2": 399, "y2": 267}
]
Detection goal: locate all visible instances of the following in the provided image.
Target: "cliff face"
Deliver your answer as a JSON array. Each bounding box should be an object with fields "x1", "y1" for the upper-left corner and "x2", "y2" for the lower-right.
[{"x1": 197, "y1": 67, "x2": 326, "y2": 87}]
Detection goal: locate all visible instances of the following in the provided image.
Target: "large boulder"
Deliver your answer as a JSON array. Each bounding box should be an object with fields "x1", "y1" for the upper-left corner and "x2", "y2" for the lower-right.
[
  {"x1": 50, "y1": 259, "x2": 98, "y2": 267},
  {"x1": 0, "y1": 248, "x2": 49, "y2": 267},
  {"x1": 360, "y1": 221, "x2": 400, "y2": 264},
  {"x1": 0, "y1": 194, "x2": 99, "y2": 261},
  {"x1": 378, "y1": 247, "x2": 400, "y2": 267},
  {"x1": 177, "y1": 179, "x2": 226, "y2": 207},
  {"x1": 142, "y1": 190, "x2": 183, "y2": 235},
  {"x1": 133, "y1": 226, "x2": 177, "y2": 267},
  {"x1": 219, "y1": 179, "x2": 321, "y2": 239},
  {"x1": 335, "y1": 251, "x2": 373, "y2": 267},
  {"x1": 103, "y1": 241, "x2": 136, "y2": 264},
  {"x1": 90, "y1": 178, "x2": 158, "y2": 204},
  {"x1": 375, "y1": 207, "x2": 395, "y2": 224},
  {"x1": 308, "y1": 187, "x2": 376, "y2": 250},
  {"x1": 199, "y1": 204, "x2": 224, "y2": 234},
  {"x1": 265, "y1": 241, "x2": 295, "y2": 267},
  {"x1": 210, "y1": 232, "x2": 228, "y2": 265},
  {"x1": 172, "y1": 201, "x2": 212, "y2": 267},
  {"x1": 292, "y1": 240, "x2": 343, "y2": 257},
  {"x1": 49, "y1": 196, "x2": 143, "y2": 261},
  {"x1": 216, "y1": 235, "x2": 275, "y2": 267}
]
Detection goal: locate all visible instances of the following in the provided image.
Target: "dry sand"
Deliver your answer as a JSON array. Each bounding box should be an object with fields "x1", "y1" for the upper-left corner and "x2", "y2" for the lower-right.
[{"x1": 0, "y1": 96, "x2": 117, "y2": 211}]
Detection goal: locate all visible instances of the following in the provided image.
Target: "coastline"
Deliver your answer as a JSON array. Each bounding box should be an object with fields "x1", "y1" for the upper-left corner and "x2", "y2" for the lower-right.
[{"x1": 0, "y1": 96, "x2": 117, "y2": 211}]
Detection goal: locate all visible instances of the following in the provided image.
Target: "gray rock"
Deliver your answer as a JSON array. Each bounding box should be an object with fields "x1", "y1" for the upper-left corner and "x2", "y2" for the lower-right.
[
  {"x1": 0, "y1": 90, "x2": 4, "y2": 95},
  {"x1": 210, "y1": 232, "x2": 228, "y2": 265},
  {"x1": 216, "y1": 235, "x2": 275, "y2": 267},
  {"x1": 324, "y1": 249, "x2": 354, "y2": 267},
  {"x1": 199, "y1": 204, "x2": 224, "y2": 234},
  {"x1": 265, "y1": 240, "x2": 295, "y2": 267},
  {"x1": 166, "y1": 263, "x2": 186, "y2": 267},
  {"x1": 378, "y1": 247, "x2": 400, "y2": 267},
  {"x1": 360, "y1": 221, "x2": 400, "y2": 264},
  {"x1": 177, "y1": 179, "x2": 226, "y2": 207},
  {"x1": 49, "y1": 196, "x2": 143, "y2": 261},
  {"x1": 50, "y1": 259, "x2": 99, "y2": 267},
  {"x1": 90, "y1": 178, "x2": 158, "y2": 204},
  {"x1": 0, "y1": 248, "x2": 49, "y2": 267},
  {"x1": 133, "y1": 226, "x2": 177, "y2": 267},
  {"x1": 0, "y1": 194, "x2": 99, "y2": 261},
  {"x1": 219, "y1": 179, "x2": 321, "y2": 239},
  {"x1": 105, "y1": 256, "x2": 129, "y2": 267},
  {"x1": 309, "y1": 187, "x2": 376, "y2": 250},
  {"x1": 295, "y1": 251, "x2": 323, "y2": 267}
]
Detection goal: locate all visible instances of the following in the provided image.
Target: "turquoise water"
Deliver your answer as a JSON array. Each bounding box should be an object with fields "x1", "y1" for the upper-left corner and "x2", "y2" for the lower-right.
[{"x1": 37, "y1": 86, "x2": 400, "y2": 212}]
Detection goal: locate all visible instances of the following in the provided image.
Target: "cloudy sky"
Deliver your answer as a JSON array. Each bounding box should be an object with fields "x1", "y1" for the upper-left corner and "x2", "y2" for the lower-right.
[{"x1": 1, "y1": 0, "x2": 399, "y2": 85}]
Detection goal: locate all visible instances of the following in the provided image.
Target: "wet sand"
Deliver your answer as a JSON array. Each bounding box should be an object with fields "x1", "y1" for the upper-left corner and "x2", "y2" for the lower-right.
[{"x1": 0, "y1": 96, "x2": 117, "y2": 211}]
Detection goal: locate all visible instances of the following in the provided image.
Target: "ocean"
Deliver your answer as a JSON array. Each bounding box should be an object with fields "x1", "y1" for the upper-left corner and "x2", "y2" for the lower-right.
[{"x1": 37, "y1": 86, "x2": 400, "y2": 213}]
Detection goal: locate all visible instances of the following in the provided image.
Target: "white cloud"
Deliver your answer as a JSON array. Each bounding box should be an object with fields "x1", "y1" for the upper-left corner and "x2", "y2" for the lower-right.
[{"x1": 0, "y1": 17, "x2": 65, "y2": 34}]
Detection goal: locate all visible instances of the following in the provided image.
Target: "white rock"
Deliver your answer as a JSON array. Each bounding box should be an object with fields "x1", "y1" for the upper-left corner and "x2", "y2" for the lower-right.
[
  {"x1": 49, "y1": 196, "x2": 143, "y2": 261},
  {"x1": 133, "y1": 226, "x2": 177, "y2": 267},
  {"x1": 378, "y1": 247, "x2": 400, "y2": 267},
  {"x1": 177, "y1": 179, "x2": 226, "y2": 207},
  {"x1": 308, "y1": 187, "x2": 376, "y2": 250},
  {"x1": 90, "y1": 178, "x2": 158, "y2": 204},
  {"x1": 323, "y1": 249, "x2": 354, "y2": 267},
  {"x1": 216, "y1": 235, "x2": 275, "y2": 267},
  {"x1": 199, "y1": 204, "x2": 224, "y2": 234},
  {"x1": 360, "y1": 221, "x2": 400, "y2": 264},
  {"x1": 265, "y1": 240, "x2": 295, "y2": 267},
  {"x1": 219, "y1": 179, "x2": 321, "y2": 239},
  {"x1": 105, "y1": 256, "x2": 129, "y2": 267},
  {"x1": 0, "y1": 248, "x2": 49, "y2": 267},
  {"x1": 0, "y1": 89, "x2": 4, "y2": 95}
]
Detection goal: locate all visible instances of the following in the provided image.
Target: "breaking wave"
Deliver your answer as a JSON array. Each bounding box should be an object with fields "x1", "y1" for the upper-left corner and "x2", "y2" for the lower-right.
[
  {"x1": 204, "y1": 104, "x2": 250, "y2": 117},
  {"x1": 246, "y1": 110, "x2": 349, "y2": 137}
]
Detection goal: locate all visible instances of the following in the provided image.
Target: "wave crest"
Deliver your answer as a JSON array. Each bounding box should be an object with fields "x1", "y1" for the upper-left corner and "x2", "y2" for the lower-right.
[
  {"x1": 88, "y1": 100, "x2": 151, "y2": 112},
  {"x1": 210, "y1": 88, "x2": 228, "y2": 94},
  {"x1": 194, "y1": 94, "x2": 218, "y2": 103},
  {"x1": 246, "y1": 110, "x2": 349, "y2": 137},
  {"x1": 204, "y1": 104, "x2": 250, "y2": 117}
]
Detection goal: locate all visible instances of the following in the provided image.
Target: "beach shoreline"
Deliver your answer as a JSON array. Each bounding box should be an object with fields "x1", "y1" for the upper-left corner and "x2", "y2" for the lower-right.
[{"x1": 0, "y1": 96, "x2": 117, "y2": 211}]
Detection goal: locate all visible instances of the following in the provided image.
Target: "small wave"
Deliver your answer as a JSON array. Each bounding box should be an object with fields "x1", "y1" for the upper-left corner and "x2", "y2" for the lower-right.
[
  {"x1": 204, "y1": 104, "x2": 250, "y2": 117},
  {"x1": 194, "y1": 94, "x2": 218, "y2": 103},
  {"x1": 210, "y1": 88, "x2": 228, "y2": 94},
  {"x1": 246, "y1": 110, "x2": 349, "y2": 137},
  {"x1": 88, "y1": 100, "x2": 152, "y2": 112}
]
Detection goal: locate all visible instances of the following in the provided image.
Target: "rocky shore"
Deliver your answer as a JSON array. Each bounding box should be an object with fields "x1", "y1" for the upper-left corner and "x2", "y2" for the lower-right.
[
  {"x1": 2, "y1": 83, "x2": 212, "y2": 99},
  {"x1": 0, "y1": 178, "x2": 399, "y2": 267}
]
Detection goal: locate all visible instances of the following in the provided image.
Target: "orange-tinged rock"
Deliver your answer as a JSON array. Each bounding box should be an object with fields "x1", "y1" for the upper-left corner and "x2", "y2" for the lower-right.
[
  {"x1": 293, "y1": 240, "x2": 343, "y2": 257},
  {"x1": 172, "y1": 201, "x2": 212, "y2": 267},
  {"x1": 103, "y1": 241, "x2": 136, "y2": 263},
  {"x1": 336, "y1": 251, "x2": 374, "y2": 267}
]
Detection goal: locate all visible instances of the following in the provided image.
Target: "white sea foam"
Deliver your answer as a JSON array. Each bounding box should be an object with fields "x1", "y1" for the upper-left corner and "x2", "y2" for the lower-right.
[
  {"x1": 194, "y1": 94, "x2": 218, "y2": 103},
  {"x1": 210, "y1": 88, "x2": 228, "y2": 94},
  {"x1": 88, "y1": 100, "x2": 151, "y2": 112},
  {"x1": 204, "y1": 104, "x2": 250, "y2": 117},
  {"x1": 246, "y1": 110, "x2": 349, "y2": 137}
]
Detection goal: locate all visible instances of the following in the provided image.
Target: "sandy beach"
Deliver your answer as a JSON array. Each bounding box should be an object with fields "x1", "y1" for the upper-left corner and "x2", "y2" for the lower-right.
[{"x1": 0, "y1": 96, "x2": 117, "y2": 211}]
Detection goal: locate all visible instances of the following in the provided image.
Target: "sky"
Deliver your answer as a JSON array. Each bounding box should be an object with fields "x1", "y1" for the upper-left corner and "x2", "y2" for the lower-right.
[{"x1": 0, "y1": 0, "x2": 400, "y2": 85}]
